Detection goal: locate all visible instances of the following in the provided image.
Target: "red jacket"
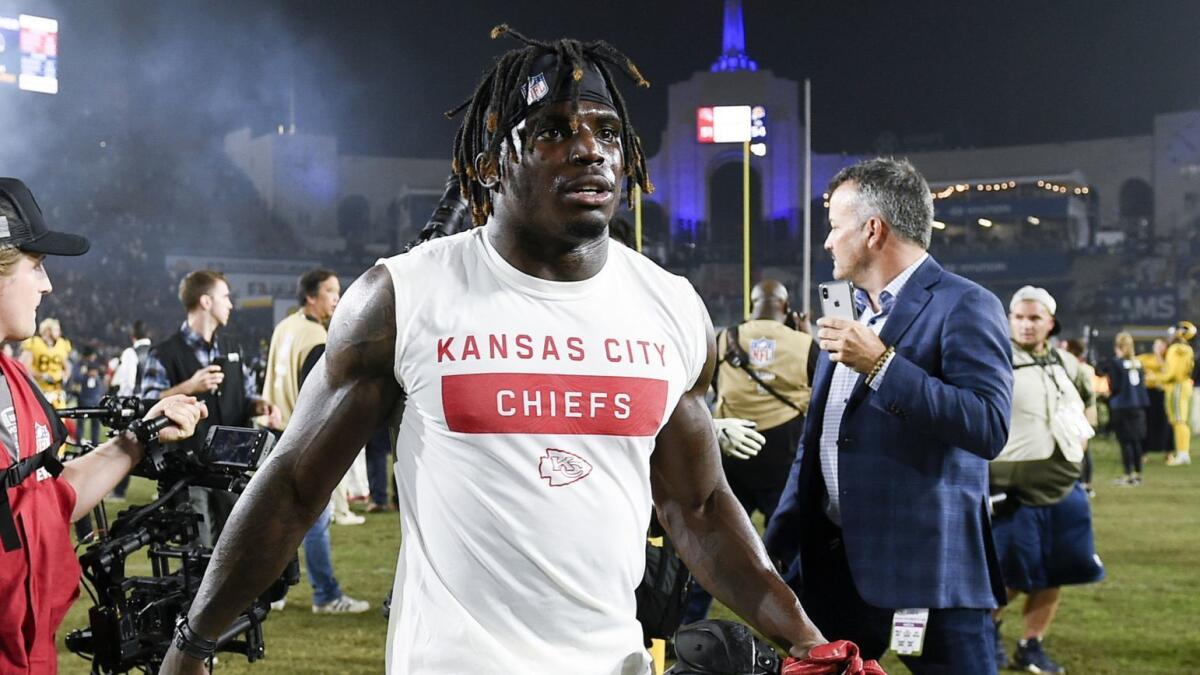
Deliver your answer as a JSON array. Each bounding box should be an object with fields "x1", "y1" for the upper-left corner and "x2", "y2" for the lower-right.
[{"x1": 0, "y1": 354, "x2": 78, "y2": 674}]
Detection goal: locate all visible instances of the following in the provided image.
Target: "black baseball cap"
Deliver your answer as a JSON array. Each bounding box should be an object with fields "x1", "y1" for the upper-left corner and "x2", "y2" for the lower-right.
[{"x1": 0, "y1": 178, "x2": 90, "y2": 256}]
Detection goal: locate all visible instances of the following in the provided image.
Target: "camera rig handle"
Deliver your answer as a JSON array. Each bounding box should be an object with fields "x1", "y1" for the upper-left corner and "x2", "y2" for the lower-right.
[
  {"x1": 59, "y1": 395, "x2": 149, "y2": 431},
  {"x1": 128, "y1": 415, "x2": 173, "y2": 445}
]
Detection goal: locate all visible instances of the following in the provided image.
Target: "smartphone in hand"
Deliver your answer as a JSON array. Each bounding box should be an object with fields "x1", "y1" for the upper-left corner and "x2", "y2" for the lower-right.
[{"x1": 819, "y1": 281, "x2": 860, "y2": 322}]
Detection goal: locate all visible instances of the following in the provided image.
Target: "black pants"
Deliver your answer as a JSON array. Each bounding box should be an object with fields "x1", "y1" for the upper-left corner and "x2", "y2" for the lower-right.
[
  {"x1": 1111, "y1": 407, "x2": 1147, "y2": 474},
  {"x1": 1145, "y1": 389, "x2": 1173, "y2": 453},
  {"x1": 721, "y1": 414, "x2": 805, "y2": 520}
]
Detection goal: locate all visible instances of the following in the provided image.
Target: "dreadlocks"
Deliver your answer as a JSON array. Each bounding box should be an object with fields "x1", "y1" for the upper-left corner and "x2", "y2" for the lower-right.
[{"x1": 447, "y1": 24, "x2": 653, "y2": 225}]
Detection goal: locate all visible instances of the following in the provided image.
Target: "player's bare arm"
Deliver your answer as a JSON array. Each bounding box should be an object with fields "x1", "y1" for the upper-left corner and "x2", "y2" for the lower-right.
[
  {"x1": 161, "y1": 265, "x2": 403, "y2": 673},
  {"x1": 650, "y1": 309, "x2": 826, "y2": 657}
]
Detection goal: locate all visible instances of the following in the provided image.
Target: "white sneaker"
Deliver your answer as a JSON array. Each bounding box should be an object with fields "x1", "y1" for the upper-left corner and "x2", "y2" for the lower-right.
[
  {"x1": 334, "y1": 513, "x2": 366, "y2": 526},
  {"x1": 1167, "y1": 452, "x2": 1192, "y2": 466},
  {"x1": 270, "y1": 598, "x2": 287, "y2": 611},
  {"x1": 312, "y1": 595, "x2": 370, "y2": 614}
]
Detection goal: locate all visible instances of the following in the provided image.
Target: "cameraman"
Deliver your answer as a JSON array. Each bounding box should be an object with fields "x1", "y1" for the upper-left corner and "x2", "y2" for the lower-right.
[
  {"x1": 0, "y1": 178, "x2": 206, "y2": 673},
  {"x1": 138, "y1": 270, "x2": 281, "y2": 545}
]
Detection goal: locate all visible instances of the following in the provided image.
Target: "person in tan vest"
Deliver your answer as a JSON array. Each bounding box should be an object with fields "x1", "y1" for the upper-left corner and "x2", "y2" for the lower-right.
[
  {"x1": 262, "y1": 268, "x2": 370, "y2": 615},
  {"x1": 714, "y1": 279, "x2": 817, "y2": 508}
]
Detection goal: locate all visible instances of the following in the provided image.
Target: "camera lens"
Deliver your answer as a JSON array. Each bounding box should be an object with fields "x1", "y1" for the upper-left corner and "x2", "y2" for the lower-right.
[{"x1": 821, "y1": 287, "x2": 828, "y2": 299}]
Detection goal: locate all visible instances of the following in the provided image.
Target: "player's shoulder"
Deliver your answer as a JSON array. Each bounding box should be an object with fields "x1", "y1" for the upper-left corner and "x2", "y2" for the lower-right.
[
  {"x1": 608, "y1": 239, "x2": 697, "y2": 299},
  {"x1": 375, "y1": 229, "x2": 480, "y2": 308},
  {"x1": 379, "y1": 228, "x2": 477, "y2": 273}
]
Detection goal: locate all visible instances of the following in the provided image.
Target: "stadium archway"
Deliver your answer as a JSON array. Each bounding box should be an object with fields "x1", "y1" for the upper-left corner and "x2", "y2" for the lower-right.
[
  {"x1": 1119, "y1": 178, "x2": 1153, "y2": 224},
  {"x1": 706, "y1": 161, "x2": 762, "y2": 257}
]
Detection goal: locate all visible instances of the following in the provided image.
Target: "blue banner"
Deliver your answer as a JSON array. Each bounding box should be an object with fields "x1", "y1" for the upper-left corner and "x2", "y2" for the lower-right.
[
  {"x1": 936, "y1": 197, "x2": 1069, "y2": 222},
  {"x1": 1104, "y1": 289, "x2": 1179, "y2": 324},
  {"x1": 940, "y1": 253, "x2": 1070, "y2": 281}
]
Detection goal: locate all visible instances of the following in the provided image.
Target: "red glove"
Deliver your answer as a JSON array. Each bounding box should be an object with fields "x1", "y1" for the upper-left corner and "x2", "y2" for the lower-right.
[{"x1": 780, "y1": 640, "x2": 887, "y2": 675}]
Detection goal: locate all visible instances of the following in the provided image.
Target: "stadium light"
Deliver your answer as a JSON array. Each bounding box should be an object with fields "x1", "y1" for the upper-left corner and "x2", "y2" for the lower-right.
[
  {"x1": 978, "y1": 218, "x2": 993, "y2": 227},
  {"x1": 1027, "y1": 216, "x2": 1041, "y2": 225},
  {"x1": 932, "y1": 220, "x2": 946, "y2": 230}
]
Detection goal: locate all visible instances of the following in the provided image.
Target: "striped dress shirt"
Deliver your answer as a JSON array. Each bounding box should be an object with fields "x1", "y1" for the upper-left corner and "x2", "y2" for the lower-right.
[{"x1": 820, "y1": 253, "x2": 928, "y2": 524}]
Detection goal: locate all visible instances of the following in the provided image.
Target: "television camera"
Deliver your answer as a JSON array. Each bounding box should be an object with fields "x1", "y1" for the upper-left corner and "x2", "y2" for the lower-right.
[{"x1": 58, "y1": 395, "x2": 296, "y2": 674}]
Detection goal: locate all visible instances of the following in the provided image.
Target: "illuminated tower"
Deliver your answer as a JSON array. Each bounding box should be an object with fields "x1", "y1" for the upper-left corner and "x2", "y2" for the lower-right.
[
  {"x1": 712, "y1": 0, "x2": 757, "y2": 73},
  {"x1": 644, "y1": 0, "x2": 804, "y2": 256}
]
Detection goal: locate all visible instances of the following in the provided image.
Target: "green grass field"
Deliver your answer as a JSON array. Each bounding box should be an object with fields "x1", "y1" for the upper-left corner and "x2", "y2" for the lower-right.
[{"x1": 57, "y1": 435, "x2": 1199, "y2": 673}]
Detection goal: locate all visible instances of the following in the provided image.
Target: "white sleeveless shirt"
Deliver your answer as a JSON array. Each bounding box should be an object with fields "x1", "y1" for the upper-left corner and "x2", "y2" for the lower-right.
[{"x1": 379, "y1": 227, "x2": 707, "y2": 675}]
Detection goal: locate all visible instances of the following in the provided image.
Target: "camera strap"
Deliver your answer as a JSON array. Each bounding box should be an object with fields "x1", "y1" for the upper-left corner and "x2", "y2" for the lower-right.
[
  {"x1": 721, "y1": 324, "x2": 802, "y2": 414},
  {"x1": 0, "y1": 447, "x2": 64, "y2": 551},
  {"x1": 1012, "y1": 348, "x2": 1074, "y2": 395}
]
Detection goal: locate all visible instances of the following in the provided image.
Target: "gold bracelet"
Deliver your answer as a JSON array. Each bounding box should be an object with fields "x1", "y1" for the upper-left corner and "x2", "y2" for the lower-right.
[{"x1": 866, "y1": 346, "x2": 895, "y2": 385}]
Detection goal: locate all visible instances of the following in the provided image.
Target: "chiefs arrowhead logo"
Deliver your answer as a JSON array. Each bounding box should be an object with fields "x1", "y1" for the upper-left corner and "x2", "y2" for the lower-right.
[{"x1": 538, "y1": 448, "x2": 593, "y2": 487}]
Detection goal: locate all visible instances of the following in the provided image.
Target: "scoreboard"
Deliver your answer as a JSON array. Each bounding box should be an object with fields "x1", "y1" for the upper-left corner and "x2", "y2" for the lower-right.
[
  {"x1": 696, "y1": 105, "x2": 768, "y2": 156},
  {"x1": 0, "y1": 13, "x2": 58, "y2": 94}
]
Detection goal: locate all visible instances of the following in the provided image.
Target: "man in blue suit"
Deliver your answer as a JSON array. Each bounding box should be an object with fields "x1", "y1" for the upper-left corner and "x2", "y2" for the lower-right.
[{"x1": 764, "y1": 158, "x2": 1013, "y2": 673}]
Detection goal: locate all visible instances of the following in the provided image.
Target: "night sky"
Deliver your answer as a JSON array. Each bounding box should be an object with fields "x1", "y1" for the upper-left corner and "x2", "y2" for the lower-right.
[
  {"x1": 256, "y1": 0, "x2": 1200, "y2": 158},
  {"x1": 4, "y1": 0, "x2": 1200, "y2": 160}
]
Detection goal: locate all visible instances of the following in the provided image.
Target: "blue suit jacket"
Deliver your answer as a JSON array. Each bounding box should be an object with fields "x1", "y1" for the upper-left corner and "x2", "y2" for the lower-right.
[{"x1": 763, "y1": 256, "x2": 1013, "y2": 610}]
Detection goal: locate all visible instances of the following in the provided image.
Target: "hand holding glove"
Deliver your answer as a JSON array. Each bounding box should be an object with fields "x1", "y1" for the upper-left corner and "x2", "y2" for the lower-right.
[
  {"x1": 781, "y1": 640, "x2": 887, "y2": 675},
  {"x1": 714, "y1": 417, "x2": 765, "y2": 460}
]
